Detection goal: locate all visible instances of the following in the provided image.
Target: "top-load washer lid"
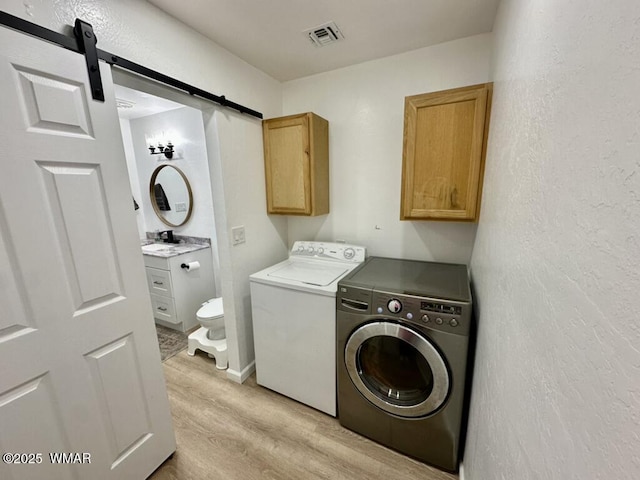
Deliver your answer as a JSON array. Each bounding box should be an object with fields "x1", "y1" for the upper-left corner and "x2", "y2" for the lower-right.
[
  {"x1": 268, "y1": 261, "x2": 349, "y2": 286},
  {"x1": 197, "y1": 297, "x2": 224, "y2": 320}
]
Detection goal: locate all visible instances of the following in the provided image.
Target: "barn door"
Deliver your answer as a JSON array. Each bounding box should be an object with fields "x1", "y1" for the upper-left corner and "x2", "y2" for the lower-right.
[{"x1": 0, "y1": 26, "x2": 175, "y2": 480}]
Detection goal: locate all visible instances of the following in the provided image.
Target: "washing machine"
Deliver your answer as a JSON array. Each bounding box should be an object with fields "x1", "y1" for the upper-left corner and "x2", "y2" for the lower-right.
[
  {"x1": 250, "y1": 241, "x2": 366, "y2": 416},
  {"x1": 336, "y1": 256, "x2": 472, "y2": 472}
]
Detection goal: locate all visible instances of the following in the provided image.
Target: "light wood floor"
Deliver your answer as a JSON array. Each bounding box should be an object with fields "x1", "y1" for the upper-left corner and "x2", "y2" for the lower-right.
[{"x1": 150, "y1": 350, "x2": 458, "y2": 480}]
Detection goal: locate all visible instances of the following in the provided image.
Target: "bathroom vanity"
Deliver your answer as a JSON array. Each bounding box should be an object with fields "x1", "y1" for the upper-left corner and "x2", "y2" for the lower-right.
[{"x1": 142, "y1": 243, "x2": 214, "y2": 332}]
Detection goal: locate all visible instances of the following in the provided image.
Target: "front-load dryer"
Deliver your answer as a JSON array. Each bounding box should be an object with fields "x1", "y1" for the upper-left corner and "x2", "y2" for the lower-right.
[{"x1": 336, "y1": 256, "x2": 472, "y2": 472}]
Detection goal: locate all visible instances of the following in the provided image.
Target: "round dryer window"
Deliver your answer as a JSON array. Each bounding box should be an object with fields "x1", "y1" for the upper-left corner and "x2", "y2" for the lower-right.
[{"x1": 344, "y1": 322, "x2": 450, "y2": 417}]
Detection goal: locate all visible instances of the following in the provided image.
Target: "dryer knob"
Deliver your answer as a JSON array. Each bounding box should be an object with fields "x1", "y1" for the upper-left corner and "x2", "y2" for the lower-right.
[
  {"x1": 387, "y1": 299, "x2": 402, "y2": 313},
  {"x1": 307, "y1": 246, "x2": 315, "y2": 253},
  {"x1": 343, "y1": 247, "x2": 356, "y2": 260},
  {"x1": 296, "y1": 245, "x2": 305, "y2": 252}
]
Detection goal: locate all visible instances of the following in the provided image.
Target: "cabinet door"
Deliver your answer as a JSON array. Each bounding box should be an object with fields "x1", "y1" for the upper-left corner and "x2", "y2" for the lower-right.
[
  {"x1": 150, "y1": 294, "x2": 178, "y2": 324},
  {"x1": 263, "y1": 114, "x2": 311, "y2": 214},
  {"x1": 401, "y1": 83, "x2": 492, "y2": 221},
  {"x1": 145, "y1": 267, "x2": 173, "y2": 298}
]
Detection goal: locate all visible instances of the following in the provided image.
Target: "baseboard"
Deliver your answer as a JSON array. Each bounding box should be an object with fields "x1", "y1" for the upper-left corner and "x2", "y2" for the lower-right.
[
  {"x1": 154, "y1": 318, "x2": 185, "y2": 332},
  {"x1": 226, "y1": 360, "x2": 255, "y2": 384}
]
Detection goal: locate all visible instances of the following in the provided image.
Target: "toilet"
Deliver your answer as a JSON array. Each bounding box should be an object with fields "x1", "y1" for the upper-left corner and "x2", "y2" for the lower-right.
[{"x1": 187, "y1": 297, "x2": 228, "y2": 369}]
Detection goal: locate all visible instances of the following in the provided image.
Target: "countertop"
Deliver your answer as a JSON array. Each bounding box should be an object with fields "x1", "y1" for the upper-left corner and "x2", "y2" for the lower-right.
[{"x1": 141, "y1": 241, "x2": 210, "y2": 258}]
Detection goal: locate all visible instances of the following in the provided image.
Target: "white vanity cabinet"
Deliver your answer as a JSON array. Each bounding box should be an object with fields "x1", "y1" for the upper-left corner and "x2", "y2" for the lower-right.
[{"x1": 143, "y1": 246, "x2": 214, "y2": 332}]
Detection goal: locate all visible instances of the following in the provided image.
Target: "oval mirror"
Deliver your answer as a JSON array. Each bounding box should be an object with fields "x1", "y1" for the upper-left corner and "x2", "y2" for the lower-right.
[{"x1": 149, "y1": 164, "x2": 193, "y2": 227}]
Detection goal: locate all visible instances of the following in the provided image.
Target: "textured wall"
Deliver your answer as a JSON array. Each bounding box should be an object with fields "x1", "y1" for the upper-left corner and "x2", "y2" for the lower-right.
[
  {"x1": 464, "y1": 1, "x2": 640, "y2": 478},
  {"x1": 283, "y1": 34, "x2": 492, "y2": 264}
]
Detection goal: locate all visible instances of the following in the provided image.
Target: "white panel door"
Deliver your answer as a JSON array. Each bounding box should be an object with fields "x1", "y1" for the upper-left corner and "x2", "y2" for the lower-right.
[{"x1": 0, "y1": 26, "x2": 175, "y2": 480}]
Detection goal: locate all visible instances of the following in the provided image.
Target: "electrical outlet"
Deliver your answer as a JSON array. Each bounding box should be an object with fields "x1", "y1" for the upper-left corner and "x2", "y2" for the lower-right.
[{"x1": 232, "y1": 225, "x2": 245, "y2": 245}]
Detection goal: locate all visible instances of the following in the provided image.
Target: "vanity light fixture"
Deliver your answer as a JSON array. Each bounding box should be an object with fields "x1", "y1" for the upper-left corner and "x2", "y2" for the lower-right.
[
  {"x1": 146, "y1": 131, "x2": 177, "y2": 159},
  {"x1": 148, "y1": 141, "x2": 174, "y2": 159}
]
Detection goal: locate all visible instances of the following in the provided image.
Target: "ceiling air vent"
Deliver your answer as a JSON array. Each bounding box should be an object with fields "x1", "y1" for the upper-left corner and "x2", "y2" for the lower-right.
[
  {"x1": 116, "y1": 98, "x2": 135, "y2": 110},
  {"x1": 304, "y1": 21, "x2": 344, "y2": 47}
]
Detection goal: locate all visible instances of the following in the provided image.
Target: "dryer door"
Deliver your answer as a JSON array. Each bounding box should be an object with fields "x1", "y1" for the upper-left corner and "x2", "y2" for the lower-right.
[{"x1": 344, "y1": 321, "x2": 450, "y2": 417}]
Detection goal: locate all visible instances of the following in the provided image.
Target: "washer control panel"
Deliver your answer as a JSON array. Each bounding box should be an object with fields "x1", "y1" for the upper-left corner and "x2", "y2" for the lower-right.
[
  {"x1": 371, "y1": 291, "x2": 470, "y2": 336},
  {"x1": 291, "y1": 241, "x2": 366, "y2": 263}
]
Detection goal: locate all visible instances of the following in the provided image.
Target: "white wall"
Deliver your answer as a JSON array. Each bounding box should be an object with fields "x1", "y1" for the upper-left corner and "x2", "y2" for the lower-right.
[
  {"x1": 1, "y1": 0, "x2": 289, "y2": 378},
  {"x1": 204, "y1": 109, "x2": 288, "y2": 377},
  {"x1": 120, "y1": 118, "x2": 146, "y2": 236},
  {"x1": 128, "y1": 107, "x2": 215, "y2": 240},
  {"x1": 282, "y1": 34, "x2": 492, "y2": 264},
  {"x1": 464, "y1": 1, "x2": 640, "y2": 479}
]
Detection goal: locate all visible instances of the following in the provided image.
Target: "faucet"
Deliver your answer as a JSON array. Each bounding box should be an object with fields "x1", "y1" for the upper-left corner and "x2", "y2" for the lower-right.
[{"x1": 158, "y1": 230, "x2": 175, "y2": 243}]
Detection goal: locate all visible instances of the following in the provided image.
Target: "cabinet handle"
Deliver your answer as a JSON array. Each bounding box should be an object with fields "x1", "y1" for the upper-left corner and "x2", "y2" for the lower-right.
[
  {"x1": 157, "y1": 306, "x2": 167, "y2": 311},
  {"x1": 153, "y1": 281, "x2": 164, "y2": 285}
]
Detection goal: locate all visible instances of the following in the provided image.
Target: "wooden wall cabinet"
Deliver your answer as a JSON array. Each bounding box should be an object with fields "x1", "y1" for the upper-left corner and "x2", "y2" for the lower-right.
[
  {"x1": 400, "y1": 83, "x2": 493, "y2": 222},
  {"x1": 262, "y1": 112, "x2": 329, "y2": 216}
]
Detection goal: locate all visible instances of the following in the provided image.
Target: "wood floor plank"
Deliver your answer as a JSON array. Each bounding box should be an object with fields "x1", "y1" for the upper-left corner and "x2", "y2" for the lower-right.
[{"x1": 150, "y1": 351, "x2": 459, "y2": 480}]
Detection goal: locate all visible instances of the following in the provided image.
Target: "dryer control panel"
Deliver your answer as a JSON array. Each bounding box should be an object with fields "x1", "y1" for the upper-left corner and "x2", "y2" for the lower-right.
[
  {"x1": 337, "y1": 286, "x2": 471, "y2": 337},
  {"x1": 372, "y1": 291, "x2": 470, "y2": 336},
  {"x1": 290, "y1": 241, "x2": 366, "y2": 264}
]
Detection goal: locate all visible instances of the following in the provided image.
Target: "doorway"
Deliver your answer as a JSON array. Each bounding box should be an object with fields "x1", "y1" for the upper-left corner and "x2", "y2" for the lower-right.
[{"x1": 114, "y1": 83, "x2": 222, "y2": 358}]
